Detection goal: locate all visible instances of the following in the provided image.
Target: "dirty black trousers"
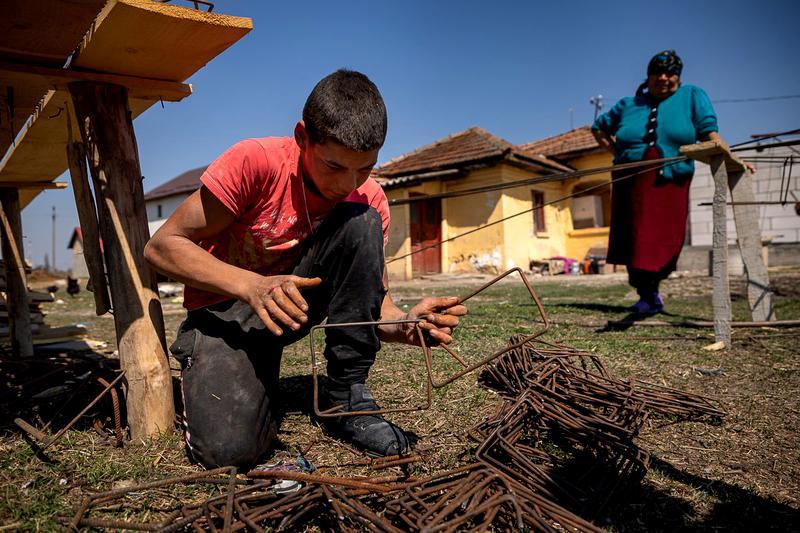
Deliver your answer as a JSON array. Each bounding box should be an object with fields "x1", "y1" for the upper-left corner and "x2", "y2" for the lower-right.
[{"x1": 169, "y1": 203, "x2": 386, "y2": 469}]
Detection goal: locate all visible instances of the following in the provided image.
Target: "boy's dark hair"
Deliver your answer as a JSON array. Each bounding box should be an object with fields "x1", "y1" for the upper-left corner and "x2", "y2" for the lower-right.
[{"x1": 302, "y1": 69, "x2": 387, "y2": 151}]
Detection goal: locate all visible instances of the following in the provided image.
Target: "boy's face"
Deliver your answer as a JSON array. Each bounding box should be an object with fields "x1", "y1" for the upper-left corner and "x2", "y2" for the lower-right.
[{"x1": 295, "y1": 121, "x2": 379, "y2": 201}]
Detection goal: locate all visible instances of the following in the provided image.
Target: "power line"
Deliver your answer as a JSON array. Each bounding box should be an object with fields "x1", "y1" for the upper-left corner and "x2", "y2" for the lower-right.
[
  {"x1": 387, "y1": 156, "x2": 686, "y2": 206},
  {"x1": 712, "y1": 94, "x2": 800, "y2": 104},
  {"x1": 729, "y1": 128, "x2": 800, "y2": 149},
  {"x1": 386, "y1": 159, "x2": 680, "y2": 264}
]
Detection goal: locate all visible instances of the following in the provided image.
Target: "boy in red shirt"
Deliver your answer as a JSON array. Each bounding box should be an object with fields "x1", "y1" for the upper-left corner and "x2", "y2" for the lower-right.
[{"x1": 145, "y1": 70, "x2": 466, "y2": 469}]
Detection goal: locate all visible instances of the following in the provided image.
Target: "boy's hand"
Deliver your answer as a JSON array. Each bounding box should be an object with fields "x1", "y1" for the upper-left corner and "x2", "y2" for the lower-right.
[
  {"x1": 240, "y1": 273, "x2": 322, "y2": 336},
  {"x1": 404, "y1": 296, "x2": 468, "y2": 346}
]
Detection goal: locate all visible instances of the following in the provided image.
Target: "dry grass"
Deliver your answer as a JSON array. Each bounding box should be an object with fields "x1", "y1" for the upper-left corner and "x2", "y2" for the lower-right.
[{"x1": 2, "y1": 270, "x2": 798, "y2": 530}]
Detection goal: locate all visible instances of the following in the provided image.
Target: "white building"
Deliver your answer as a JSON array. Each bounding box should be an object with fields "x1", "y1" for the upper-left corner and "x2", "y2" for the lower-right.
[{"x1": 144, "y1": 166, "x2": 206, "y2": 236}]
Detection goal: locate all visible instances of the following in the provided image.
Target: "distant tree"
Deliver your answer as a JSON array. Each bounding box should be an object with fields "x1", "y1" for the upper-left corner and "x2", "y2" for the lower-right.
[{"x1": 44, "y1": 254, "x2": 50, "y2": 272}]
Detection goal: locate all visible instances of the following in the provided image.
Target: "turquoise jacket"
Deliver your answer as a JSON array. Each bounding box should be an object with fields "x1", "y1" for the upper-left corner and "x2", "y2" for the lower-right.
[{"x1": 592, "y1": 84, "x2": 718, "y2": 180}]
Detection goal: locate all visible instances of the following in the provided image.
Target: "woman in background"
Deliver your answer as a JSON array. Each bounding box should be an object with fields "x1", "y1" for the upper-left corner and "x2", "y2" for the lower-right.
[{"x1": 592, "y1": 50, "x2": 730, "y2": 313}]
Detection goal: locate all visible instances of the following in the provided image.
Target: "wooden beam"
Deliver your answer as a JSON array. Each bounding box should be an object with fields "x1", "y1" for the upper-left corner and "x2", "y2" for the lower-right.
[
  {"x1": 0, "y1": 60, "x2": 193, "y2": 102},
  {"x1": 69, "y1": 81, "x2": 174, "y2": 439},
  {"x1": 680, "y1": 140, "x2": 746, "y2": 173},
  {"x1": 709, "y1": 155, "x2": 732, "y2": 348},
  {"x1": 0, "y1": 181, "x2": 66, "y2": 190},
  {"x1": 66, "y1": 134, "x2": 111, "y2": 316},
  {"x1": 0, "y1": 188, "x2": 33, "y2": 357}
]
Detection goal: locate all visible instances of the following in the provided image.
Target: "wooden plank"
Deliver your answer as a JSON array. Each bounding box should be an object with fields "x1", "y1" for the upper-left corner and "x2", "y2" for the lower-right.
[
  {"x1": 709, "y1": 155, "x2": 732, "y2": 348},
  {"x1": 0, "y1": 90, "x2": 155, "y2": 208},
  {"x1": 0, "y1": 0, "x2": 106, "y2": 158},
  {"x1": 70, "y1": 81, "x2": 174, "y2": 439},
  {"x1": 0, "y1": 188, "x2": 33, "y2": 357},
  {"x1": 727, "y1": 169, "x2": 775, "y2": 321},
  {"x1": 66, "y1": 123, "x2": 112, "y2": 315},
  {"x1": 72, "y1": 0, "x2": 253, "y2": 82},
  {"x1": 680, "y1": 140, "x2": 746, "y2": 173},
  {"x1": 0, "y1": 1, "x2": 106, "y2": 67},
  {"x1": 0, "y1": 181, "x2": 67, "y2": 190},
  {"x1": 0, "y1": 60, "x2": 193, "y2": 102},
  {"x1": 0, "y1": 0, "x2": 251, "y2": 208},
  {"x1": 0, "y1": 291, "x2": 54, "y2": 304}
]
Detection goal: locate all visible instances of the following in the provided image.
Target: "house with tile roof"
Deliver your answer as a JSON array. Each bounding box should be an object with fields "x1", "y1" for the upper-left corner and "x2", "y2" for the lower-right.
[
  {"x1": 377, "y1": 126, "x2": 615, "y2": 280},
  {"x1": 143, "y1": 166, "x2": 207, "y2": 236}
]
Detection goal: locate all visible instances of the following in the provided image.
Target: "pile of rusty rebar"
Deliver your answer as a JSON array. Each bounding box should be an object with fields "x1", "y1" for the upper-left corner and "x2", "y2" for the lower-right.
[{"x1": 62, "y1": 334, "x2": 724, "y2": 532}]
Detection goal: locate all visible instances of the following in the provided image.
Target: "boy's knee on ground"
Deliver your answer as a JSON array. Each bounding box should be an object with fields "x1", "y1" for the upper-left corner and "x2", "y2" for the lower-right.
[{"x1": 190, "y1": 420, "x2": 276, "y2": 469}]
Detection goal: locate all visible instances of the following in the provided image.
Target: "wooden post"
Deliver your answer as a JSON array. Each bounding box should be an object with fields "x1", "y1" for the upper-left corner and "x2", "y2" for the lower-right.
[
  {"x1": 681, "y1": 140, "x2": 775, "y2": 347},
  {"x1": 727, "y1": 169, "x2": 775, "y2": 321},
  {"x1": 709, "y1": 155, "x2": 732, "y2": 348},
  {"x1": 65, "y1": 126, "x2": 112, "y2": 315},
  {"x1": 0, "y1": 188, "x2": 34, "y2": 357},
  {"x1": 68, "y1": 81, "x2": 174, "y2": 439}
]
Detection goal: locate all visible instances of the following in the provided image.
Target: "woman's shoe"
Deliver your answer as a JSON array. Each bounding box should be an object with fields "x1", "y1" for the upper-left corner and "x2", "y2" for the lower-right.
[{"x1": 628, "y1": 293, "x2": 664, "y2": 314}]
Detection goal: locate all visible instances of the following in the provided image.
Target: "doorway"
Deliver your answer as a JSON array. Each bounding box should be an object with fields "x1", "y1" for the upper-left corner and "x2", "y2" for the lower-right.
[{"x1": 409, "y1": 193, "x2": 441, "y2": 276}]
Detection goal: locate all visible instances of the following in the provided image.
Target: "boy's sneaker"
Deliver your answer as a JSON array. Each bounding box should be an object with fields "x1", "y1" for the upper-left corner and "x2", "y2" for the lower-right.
[{"x1": 320, "y1": 383, "x2": 412, "y2": 457}]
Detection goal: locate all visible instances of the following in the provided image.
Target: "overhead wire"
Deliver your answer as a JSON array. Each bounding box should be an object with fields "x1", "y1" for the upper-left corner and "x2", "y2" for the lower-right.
[
  {"x1": 387, "y1": 155, "x2": 686, "y2": 206},
  {"x1": 386, "y1": 158, "x2": 681, "y2": 264},
  {"x1": 712, "y1": 94, "x2": 800, "y2": 104}
]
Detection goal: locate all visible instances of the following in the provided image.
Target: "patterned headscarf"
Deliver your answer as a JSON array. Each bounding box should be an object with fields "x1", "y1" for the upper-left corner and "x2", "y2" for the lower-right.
[{"x1": 647, "y1": 50, "x2": 683, "y2": 77}]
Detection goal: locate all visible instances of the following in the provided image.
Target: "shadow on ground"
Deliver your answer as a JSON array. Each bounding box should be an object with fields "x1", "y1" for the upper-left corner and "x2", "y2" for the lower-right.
[{"x1": 604, "y1": 457, "x2": 798, "y2": 532}]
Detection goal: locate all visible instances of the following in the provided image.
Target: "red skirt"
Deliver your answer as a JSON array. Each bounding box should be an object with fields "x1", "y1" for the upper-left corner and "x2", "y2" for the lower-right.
[{"x1": 606, "y1": 147, "x2": 691, "y2": 273}]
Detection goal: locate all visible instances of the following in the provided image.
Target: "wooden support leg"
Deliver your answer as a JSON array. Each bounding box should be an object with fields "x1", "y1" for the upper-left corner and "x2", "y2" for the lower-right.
[
  {"x1": 727, "y1": 169, "x2": 775, "y2": 321},
  {"x1": 66, "y1": 140, "x2": 112, "y2": 316},
  {"x1": 69, "y1": 81, "x2": 174, "y2": 439},
  {"x1": 710, "y1": 155, "x2": 732, "y2": 348},
  {"x1": 0, "y1": 188, "x2": 33, "y2": 357}
]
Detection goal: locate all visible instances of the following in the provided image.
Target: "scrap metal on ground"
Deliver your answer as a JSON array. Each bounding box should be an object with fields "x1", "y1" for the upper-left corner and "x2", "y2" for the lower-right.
[{"x1": 59, "y1": 268, "x2": 725, "y2": 531}]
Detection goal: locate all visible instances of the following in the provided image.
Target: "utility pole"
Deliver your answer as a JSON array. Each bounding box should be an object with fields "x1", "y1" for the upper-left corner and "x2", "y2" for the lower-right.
[
  {"x1": 51, "y1": 205, "x2": 56, "y2": 273},
  {"x1": 569, "y1": 108, "x2": 574, "y2": 130},
  {"x1": 589, "y1": 94, "x2": 603, "y2": 122}
]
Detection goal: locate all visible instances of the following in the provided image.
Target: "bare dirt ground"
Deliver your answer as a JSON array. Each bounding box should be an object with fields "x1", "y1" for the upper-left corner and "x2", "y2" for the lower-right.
[{"x1": 2, "y1": 269, "x2": 798, "y2": 531}]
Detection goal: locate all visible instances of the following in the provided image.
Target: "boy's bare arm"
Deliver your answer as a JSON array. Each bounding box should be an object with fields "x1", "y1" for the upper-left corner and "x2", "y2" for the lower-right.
[{"x1": 144, "y1": 186, "x2": 320, "y2": 336}]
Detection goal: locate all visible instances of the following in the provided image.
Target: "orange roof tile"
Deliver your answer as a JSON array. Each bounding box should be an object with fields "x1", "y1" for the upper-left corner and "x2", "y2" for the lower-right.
[
  {"x1": 375, "y1": 126, "x2": 569, "y2": 185},
  {"x1": 517, "y1": 126, "x2": 601, "y2": 159}
]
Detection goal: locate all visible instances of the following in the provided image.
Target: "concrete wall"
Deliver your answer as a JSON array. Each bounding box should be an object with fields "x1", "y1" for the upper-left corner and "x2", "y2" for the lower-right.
[{"x1": 688, "y1": 145, "x2": 799, "y2": 246}]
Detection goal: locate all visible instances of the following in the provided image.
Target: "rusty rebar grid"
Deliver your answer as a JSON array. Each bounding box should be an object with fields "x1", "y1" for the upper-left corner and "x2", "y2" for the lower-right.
[{"x1": 310, "y1": 268, "x2": 550, "y2": 417}]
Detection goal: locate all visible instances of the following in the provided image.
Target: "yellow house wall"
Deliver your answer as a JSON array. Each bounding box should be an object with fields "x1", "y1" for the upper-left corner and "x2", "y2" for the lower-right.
[
  {"x1": 383, "y1": 151, "x2": 615, "y2": 279},
  {"x1": 562, "y1": 151, "x2": 614, "y2": 260},
  {"x1": 384, "y1": 180, "x2": 444, "y2": 280},
  {"x1": 384, "y1": 188, "x2": 411, "y2": 281},
  {"x1": 499, "y1": 164, "x2": 571, "y2": 270},
  {"x1": 443, "y1": 167, "x2": 505, "y2": 273}
]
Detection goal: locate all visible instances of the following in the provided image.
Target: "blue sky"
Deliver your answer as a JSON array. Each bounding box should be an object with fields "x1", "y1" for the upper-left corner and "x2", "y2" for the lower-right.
[{"x1": 20, "y1": 0, "x2": 800, "y2": 269}]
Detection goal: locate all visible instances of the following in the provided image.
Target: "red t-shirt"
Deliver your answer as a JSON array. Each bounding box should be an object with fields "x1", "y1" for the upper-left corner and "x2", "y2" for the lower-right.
[{"x1": 184, "y1": 137, "x2": 390, "y2": 310}]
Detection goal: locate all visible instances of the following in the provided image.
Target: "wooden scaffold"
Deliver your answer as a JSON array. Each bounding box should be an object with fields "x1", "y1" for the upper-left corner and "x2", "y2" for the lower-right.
[{"x1": 0, "y1": 0, "x2": 251, "y2": 439}]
